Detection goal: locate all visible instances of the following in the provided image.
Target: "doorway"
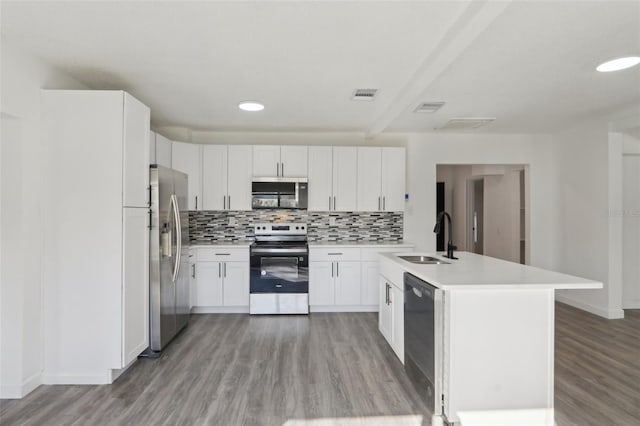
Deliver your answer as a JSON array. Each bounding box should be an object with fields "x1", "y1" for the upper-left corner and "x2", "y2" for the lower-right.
[
  {"x1": 623, "y1": 154, "x2": 640, "y2": 309},
  {"x1": 466, "y1": 178, "x2": 484, "y2": 254},
  {"x1": 435, "y1": 164, "x2": 528, "y2": 264}
]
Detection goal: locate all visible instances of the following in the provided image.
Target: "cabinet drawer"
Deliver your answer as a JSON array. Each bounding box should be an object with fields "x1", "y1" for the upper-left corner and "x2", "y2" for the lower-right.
[
  {"x1": 310, "y1": 247, "x2": 361, "y2": 262},
  {"x1": 361, "y1": 246, "x2": 413, "y2": 261},
  {"x1": 379, "y1": 256, "x2": 405, "y2": 289},
  {"x1": 196, "y1": 247, "x2": 249, "y2": 262}
]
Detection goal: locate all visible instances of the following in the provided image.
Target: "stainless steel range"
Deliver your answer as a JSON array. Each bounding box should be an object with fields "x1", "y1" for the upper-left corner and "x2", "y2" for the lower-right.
[{"x1": 249, "y1": 223, "x2": 309, "y2": 314}]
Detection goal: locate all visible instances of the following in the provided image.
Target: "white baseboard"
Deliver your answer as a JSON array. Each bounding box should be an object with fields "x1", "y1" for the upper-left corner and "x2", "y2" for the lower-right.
[
  {"x1": 622, "y1": 299, "x2": 640, "y2": 310},
  {"x1": 191, "y1": 306, "x2": 250, "y2": 314},
  {"x1": 42, "y1": 372, "x2": 113, "y2": 385},
  {"x1": 310, "y1": 305, "x2": 378, "y2": 313},
  {"x1": 0, "y1": 372, "x2": 41, "y2": 399},
  {"x1": 555, "y1": 295, "x2": 624, "y2": 319}
]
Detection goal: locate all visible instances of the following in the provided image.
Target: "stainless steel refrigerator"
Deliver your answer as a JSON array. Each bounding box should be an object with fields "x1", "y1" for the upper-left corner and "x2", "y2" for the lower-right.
[{"x1": 148, "y1": 165, "x2": 190, "y2": 352}]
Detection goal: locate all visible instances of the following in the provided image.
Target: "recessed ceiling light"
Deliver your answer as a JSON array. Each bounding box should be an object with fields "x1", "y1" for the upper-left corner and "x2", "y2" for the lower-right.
[
  {"x1": 238, "y1": 101, "x2": 264, "y2": 112},
  {"x1": 596, "y1": 56, "x2": 640, "y2": 72}
]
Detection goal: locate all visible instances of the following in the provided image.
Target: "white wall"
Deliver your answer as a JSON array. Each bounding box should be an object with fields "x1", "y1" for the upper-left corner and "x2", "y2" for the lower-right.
[
  {"x1": 404, "y1": 133, "x2": 557, "y2": 272},
  {"x1": 0, "y1": 39, "x2": 88, "y2": 398}
]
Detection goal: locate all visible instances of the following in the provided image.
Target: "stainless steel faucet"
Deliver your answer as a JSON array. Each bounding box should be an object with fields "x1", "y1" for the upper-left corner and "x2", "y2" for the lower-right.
[{"x1": 433, "y1": 211, "x2": 458, "y2": 259}]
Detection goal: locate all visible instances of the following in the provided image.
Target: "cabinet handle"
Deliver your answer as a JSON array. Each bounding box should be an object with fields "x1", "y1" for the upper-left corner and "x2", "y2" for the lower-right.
[
  {"x1": 195, "y1": 195, "x2": 198, "y2": 210},
  {"x1": 378, "y1": 196, "x2": 381, "y2": 210},
  {"x1": 328, "y1": 252, "x2": 343, "y2": 255},
  {"x1": 336, "y1": 262, "x2": 339, "y2": 277},
  {"x1": 333, "y1": 196, "x2": 336, "y2": 210},
  {"x1": 223, "y1": 195, "x2": 226, "y2": 210},
  {"x1": 383, "y1": 196, "x2": 386, "y2": 211},
  {"x1": 331, "y1": 262, "x2": 334, "y2": 277},
  {"x1": 228, "y1": 195, "x2": 231, "y2": 210},
  {"x1": 281, "y1": 162, "x2": 284, "y2": 176},
  {"x1": 223, "y1": 262, "x2": 227, "y2": 278},
  {"x1": 218, "y1": 263, "x2": 221, "y2": 278},
  {"x1": 329, "y1": 196, "x2": 332, "y2": 211},
  {"x1": 388, "y1": 284, "x2": 392, "y2": 305},
  {"x1": 277, "y1": 163, "x2": 280, "y2": 176},
  {"x1": 191, "y1": 264, "x2": 195, "y2": 278},
  {"x1": 215, "y1": 253, "x2": 231, "y2": 256}
]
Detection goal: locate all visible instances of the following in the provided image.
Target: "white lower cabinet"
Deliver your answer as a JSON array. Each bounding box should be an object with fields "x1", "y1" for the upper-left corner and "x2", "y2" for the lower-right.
[
  {"x1": 191, "y1": 247, "x2": 249, "y2": 313},
  {"x1": 309, "y1": 245, "x2": 413, "y2": 312},
  {"x1": 379, "y1": 274, "x2": 404, "y2": 362}
]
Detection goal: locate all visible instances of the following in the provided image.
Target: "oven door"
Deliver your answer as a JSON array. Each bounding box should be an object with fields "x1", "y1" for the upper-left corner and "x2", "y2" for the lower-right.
[{"x1": 250, "y1": 248, "x2": 309, "y2": 293}]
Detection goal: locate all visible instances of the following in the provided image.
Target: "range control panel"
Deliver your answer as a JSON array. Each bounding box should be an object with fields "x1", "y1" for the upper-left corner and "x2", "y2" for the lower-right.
[{"x1": 254, "y1": 223, "x2": 307, "y2": 235}]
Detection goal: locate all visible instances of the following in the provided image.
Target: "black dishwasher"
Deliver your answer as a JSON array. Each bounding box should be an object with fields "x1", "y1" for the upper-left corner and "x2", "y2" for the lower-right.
[{"x1": 404, "y1": 272, "x2": 443, "y2": 415}]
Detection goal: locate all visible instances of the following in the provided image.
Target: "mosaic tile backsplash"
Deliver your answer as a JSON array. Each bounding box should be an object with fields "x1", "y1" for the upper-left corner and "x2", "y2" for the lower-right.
[{"x1": 189, "y1": 210, "x2": 403, "y2": 243}]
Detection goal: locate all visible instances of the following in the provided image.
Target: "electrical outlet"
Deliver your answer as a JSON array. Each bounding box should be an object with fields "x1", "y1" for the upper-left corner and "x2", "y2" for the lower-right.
[
  {"x1": 329, "y1": 217, "x2": 336, "y2": 226},
  {"x1": 228, "y1": 217, "x2": 236, "y2": 226}
]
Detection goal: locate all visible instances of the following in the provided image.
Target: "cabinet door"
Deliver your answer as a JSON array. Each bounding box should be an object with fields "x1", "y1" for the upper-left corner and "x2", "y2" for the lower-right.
[
  {"x1": 391, "y1": 284, "x2": 404, "y2": 362},
  {"x1": 195, "y1": 262, "x2": 224, "y2": 307},
  {"x1": 378, "y1": 277, "x2": 393, "y2": 344},
  {"x1": 122, "y1": 93, "x2": 150, "y2": 208},
  {"x1": 202, "y1": 145, "x2": 228, "y2": 210},
  {"x1": 155, "y1": 133, "x2": 172, "y2": 169},
  {"x1": 149, "y1": 130, "x2": 157, "y2": 164},
  {"x1": 334, "y1": 261, "x2": 361, "y2": 306},
  {"x1": 332, "y1": 147, "x2": 357, "y2": 211},
  {"x1": 222, "y1": 261, "x2": 250, "y2": 306},
  {"x1": 172, "y1": 141, "x2": 201, "y2": 210},
  {"x1": 357, "y1": 147, "x2": 382, "y2": 211},
  {"x1": 227, "y1": 145, "x2": 253, "y2": 210},
  {"x1": 381, "y1": 147, "x2": 406, "y2": 212},
  {"x1": 309, "y1": 261, "x2": 334, "y2": 306},
  {"x1": 361, "y1": 261, "x2": 380, "y2": 306},
  {"x1": 122, "y1": 207, "x2": 149, "y2": 366},
  {"x1": 252, "y1": 145, "x2": 280, "y2": 177},
  {"x1": 281, "y1": 145, "x2": 308, "y2": 177},
  {"x1": 308, "y1": 146, "x2": 333, "y2": 211}
]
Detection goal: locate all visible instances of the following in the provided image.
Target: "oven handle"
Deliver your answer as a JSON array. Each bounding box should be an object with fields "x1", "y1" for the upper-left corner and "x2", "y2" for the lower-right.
[{"x1": 250, "y1": 248, "x2": 309, "y2": 255}]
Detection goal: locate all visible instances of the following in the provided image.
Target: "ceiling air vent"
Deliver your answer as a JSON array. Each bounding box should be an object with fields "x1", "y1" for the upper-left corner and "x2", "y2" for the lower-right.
[
  {"x1": 351, "y1": 89, "x2": 378, "y2": 101},
  {"x1": 438, "y1": 117, "x2": 496, "y2": 130},
  {"x1": 414, "y1": 102, "x2": 445, "y2": 113}
]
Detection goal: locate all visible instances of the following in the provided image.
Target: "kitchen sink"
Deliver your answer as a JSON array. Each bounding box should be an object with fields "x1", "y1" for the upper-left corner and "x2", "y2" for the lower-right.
[{"x1": 398, "y1": 255, "x2": 450, "y2": 265}]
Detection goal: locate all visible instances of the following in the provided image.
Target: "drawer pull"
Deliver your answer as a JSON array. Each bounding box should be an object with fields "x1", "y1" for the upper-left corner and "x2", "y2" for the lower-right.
[
  {"x1": 328, "y1": 252, "x2": 343, "y2": 256},
  {"x1": 215, "y1": 253, "x2": 231, "y2": 256}
]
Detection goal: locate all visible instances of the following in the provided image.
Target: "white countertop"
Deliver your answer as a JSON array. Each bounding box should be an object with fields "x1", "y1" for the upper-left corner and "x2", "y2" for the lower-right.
[
  {"x1": 309, "y1": 241, "x2": 413, "y2": 248},
  {"x1": 381, "y1": 251, "x2": 602, "y2": 290},
  {"x1": 190, "y1": 242, "x2": 252, "y2": 248}
]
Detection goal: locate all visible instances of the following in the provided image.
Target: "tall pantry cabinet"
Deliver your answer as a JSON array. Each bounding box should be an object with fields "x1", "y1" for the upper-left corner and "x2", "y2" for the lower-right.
[{"x1": 41, "y1": 90, "x2": 150, "y2": 384}]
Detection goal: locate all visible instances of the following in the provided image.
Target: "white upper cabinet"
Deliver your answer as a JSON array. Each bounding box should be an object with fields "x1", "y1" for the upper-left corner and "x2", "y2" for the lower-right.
[
  {"x1": 381, "y1": 147, "x2": 406, "y2": 212},
  {"x1": 308, "y1": 146, "x2": 333, "y2": 211},
  {"x1": 308, "y1": 146, "x2": 357, "y2": 211},
  {"x1": 252, "y1": 145, "x2": 280, "y2": 177},
  {"x1": 252, "y1": 145, "x2": 308, "y2": 177},
  {"x1": 202, "y1": 145, "x2": 228, "y2": 210},
  {"x1": 356, "y1": 147, "x2": 405, "y2": 212},
  {"x1": 332, "y1": 147, "x2": 357, "y2": 211},
  {"x1": 172, "y1": 141, "x2": 202, "y2": 210},
  {"x1": 226, "y1": 145, "x2": 252, "y2": 210},
  {"x1": 122, "y1": 93, "x2": 151, "y2": 208},
  {"x1": 149, "y1": 130, "x2": 156, "y2": 164},
  {"x1": 280, "y1": 146, "x2": 308, "y2": 177},
  {"x1": 357, "y1": 147, "x2": 383, "y2": 211},
  {"x1": 202, "y1": 145, "x2": 252, "y2": 211},
  {"x1": 154, "y1": 133, "x2": 172, "y2": 169}
]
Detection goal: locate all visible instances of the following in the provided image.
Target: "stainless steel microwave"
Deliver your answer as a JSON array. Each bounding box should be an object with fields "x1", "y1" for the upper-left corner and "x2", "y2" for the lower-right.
[{"x1": 251, "y1": 177, "x2": 308, "y2": 209}]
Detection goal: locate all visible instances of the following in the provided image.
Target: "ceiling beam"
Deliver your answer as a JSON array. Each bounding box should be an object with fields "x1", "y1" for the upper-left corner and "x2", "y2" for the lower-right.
[{"x1": 366, "y1": 0, "x2": 512, "y2": 137}]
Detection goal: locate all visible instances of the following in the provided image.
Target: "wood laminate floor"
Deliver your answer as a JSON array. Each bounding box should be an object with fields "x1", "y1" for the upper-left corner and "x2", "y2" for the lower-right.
[{"x1": 1, "y1": 304, "x2": 639, "y2": 426}]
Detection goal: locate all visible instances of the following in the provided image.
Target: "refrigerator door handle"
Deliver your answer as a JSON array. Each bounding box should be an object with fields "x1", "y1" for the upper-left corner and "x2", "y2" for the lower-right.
[
  {"x1": 170, "y1": 194, "x2": 181, "y2": 282},
  {"x1": 175, "y1": 194, "x2": 182, "y2": 279}
]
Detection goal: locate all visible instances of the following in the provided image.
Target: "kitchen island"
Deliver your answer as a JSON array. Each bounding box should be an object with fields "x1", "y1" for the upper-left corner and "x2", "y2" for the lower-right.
[{"x1": 378, "y1": 251, "x2": 602, "y2": 426}]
